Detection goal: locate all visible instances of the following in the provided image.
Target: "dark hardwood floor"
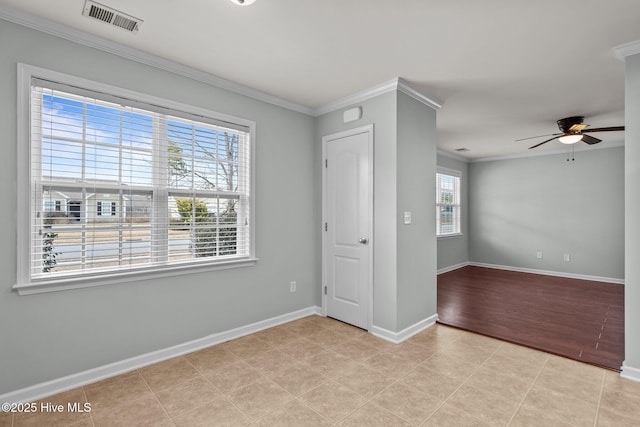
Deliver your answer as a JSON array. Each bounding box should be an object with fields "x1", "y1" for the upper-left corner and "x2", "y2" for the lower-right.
[{"x1": 437, "y1": 266, "x2": 624, "y2": 371}]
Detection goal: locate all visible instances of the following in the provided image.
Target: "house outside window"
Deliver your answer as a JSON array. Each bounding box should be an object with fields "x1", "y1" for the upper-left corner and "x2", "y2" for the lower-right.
[
  {"x1": 436, "y1": 167, "x2": 461, "y2": 237},
  {"x1": 15, "y1": 64, "x2": 256, "y2": 294}
]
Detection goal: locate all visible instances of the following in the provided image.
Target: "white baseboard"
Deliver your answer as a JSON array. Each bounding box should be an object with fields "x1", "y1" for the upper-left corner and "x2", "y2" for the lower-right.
[
  {"x1": 437, "y1": 262, "x2": 470, "y2": 275},
  {"x1": 468, "y1": 262, "x2": 624, "y2": 285},
  {"x1": 0, "y1": 305, "x2": 322, "y2": 404},
  {"x1": 371, "y1": 314, "x2": 438, "y2": 344},
  {"x1": 621, "y1": 362, "x2": 640, "y2": 382}
]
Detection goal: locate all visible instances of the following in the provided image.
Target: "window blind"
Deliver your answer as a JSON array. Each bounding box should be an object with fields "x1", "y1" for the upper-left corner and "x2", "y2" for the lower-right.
[
  {"x1": 436, "y1": 169, "x2": 461, "y2": 236},
  {"x1": 30, "y1": 81, "x2": 252, "y2": 282}
]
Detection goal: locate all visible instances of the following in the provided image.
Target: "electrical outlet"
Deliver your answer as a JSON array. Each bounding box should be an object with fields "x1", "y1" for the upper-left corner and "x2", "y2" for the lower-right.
[
  {"x1": 536, "y1": 251, "x2": 543, "y2": 259},
  {"x1": 290, "y1": 281, "x2": 297, "y2": 293},
  {"x1": 564, "y1": 253, "x2": 571, "y2": 262}
]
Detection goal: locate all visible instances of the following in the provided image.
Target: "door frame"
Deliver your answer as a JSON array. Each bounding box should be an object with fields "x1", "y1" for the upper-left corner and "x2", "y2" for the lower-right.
[{"x1": 321, "y1": 124, "x2": 374, "y2": 331}]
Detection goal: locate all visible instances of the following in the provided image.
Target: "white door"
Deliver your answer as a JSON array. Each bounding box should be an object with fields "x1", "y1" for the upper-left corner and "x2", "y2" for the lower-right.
[{"x1": 323, "y1": 125, "x2": 373, "y2": 330}]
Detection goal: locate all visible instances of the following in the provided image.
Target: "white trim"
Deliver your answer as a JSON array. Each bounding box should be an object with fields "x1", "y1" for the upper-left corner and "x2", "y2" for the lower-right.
[
  {"x1": 0, "y1": 305, "x2": 322, "y2": 404},
  {"x1": 0, "y1": 6, "x2": 314, "y2": 116},
  {"x1": 314, "y1": 78, "x2": 441, "y2": 116},
  {"x1": 470, "y1": 140, "x2": 625, "y2": 163},
  {"x1": 19, "y1": 63, "x2": 257, "y2": 130},
  {"x1": 469, "y1": 262, "x2": 624, "y2": 285},
  {"x1": 397, "y1": 78, "x2": 443, "y2": 111},
  {"x1": 321, "y1": 125, "x2": 375, "y2": 331},
  {"x1": 0, "y1": 7, "x2": 444, "y2": 120},
  {"x1": 620, "y1": 362, "x2": 640, "y2": 382},
  {"x1": 370, "y1": 314, "x2": 438, "y2": 344},
  {"x1": 436, "y1": 167, "x2": 462, "y2": 237},
  {"x1": 15, "y1": 63, "x2": 258, "y2": 295},
  {"x1": 437, "y1": 233, "x2": 464, "y2": 240},
  {"x1": 14, "y1": 258, "x2": 259, "y2": 295},
  {"x1": 437, "y1": 262, "x2": 470, "y2": 275},
  {"x1": 437, "y1": 149, "x2": 470, "y2": 163},
  {"x1": 614, "y1": 39, "x2": 640, "y2": 61},
  {"x1": 16, "y1": 61, "x2": 31, "y2": 289},
  {"x1": 437, "y1": 165, "x2": 462, "y2": 178},
  {"x1": 314, "y1": 79, "x2": 396, "y2": 116}
]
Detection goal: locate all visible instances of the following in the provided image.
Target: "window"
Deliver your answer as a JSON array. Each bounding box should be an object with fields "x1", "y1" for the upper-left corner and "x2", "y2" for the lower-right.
[
  {"x1": 16, "y1": 64, "x2": 255, "y2": 294},
  {"x1": 436, "y1": 167, "x2": 461, "y2": 237}
]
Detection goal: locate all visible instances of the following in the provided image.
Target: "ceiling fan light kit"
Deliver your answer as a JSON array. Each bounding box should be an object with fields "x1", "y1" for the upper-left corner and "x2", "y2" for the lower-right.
[{"x1": 558, "y1": 134, "x2": 583, "y2": 144}]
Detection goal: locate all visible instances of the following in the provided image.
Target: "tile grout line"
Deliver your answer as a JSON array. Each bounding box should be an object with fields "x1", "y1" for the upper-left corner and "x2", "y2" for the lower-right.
[
  {"x1": 355, "y1": 332, "x2": 463, "y2": 421},
  {"x1": 84, "y1": 371, "x2": 167, "y2": 425},
  {"x1": 505, "y1": 351, "x2": 550, "y2": 426},
  {"x1": 80, "y1": 385, "x2": 96, "y2": 427},
  {"x1": 183, "y1": 345, "x2": 277, "y2": 424},
  {"x1": 136, "y1": 369, "x2": 176, "y2": 426},
  {"x1": 592, "y1": 371, "x2": 606, "y2": 427},
  {"x1": 397, "y1": 347, "x2": 457, "y2": 424},
  {"x1": 191, "y1": 321, "x2": 348, "y2": 425},
  {"x1": 242, "y1": 328, "x2": 331, "y2": 423},
  {"x1": 421, "y1": 335, "x2": 504, "y2": 425},
  {"x1": 320, "y1": 352, "x2": 391, "y2": 425},
  {"x1": 185, "y1": 358, "x2": 253, "y2": 424},
  {"x1": 327, "y1": 334, "x2": 437, "y2": 425}
]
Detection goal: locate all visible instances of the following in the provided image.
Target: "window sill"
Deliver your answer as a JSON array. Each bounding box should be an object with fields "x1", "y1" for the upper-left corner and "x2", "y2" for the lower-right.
[
  {"x1": 437, "y1": 233, "x2": 463, "y2": 240},
  {"x1": 13, "y1": 258, "x2": 259, "y2": 295}
]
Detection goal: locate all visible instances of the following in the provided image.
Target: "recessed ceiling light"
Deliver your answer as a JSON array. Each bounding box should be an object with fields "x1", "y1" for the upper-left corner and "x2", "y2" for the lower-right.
[{"x1": 229, "y1": 0, "x2": 256, "y2": 5}]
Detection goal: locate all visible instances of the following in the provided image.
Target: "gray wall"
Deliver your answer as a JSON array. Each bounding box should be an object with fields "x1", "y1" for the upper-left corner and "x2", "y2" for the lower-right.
[
  {"x1": 396, "y1": 92, "x2": 437, "y2": 331},
  {"x1": 624, "y1": 53, "x2": 640, "y2": 372},
  {"x1": 436, "y1": 153, "x2": 469, "y2": 271},
  {"x1": 0, "y1": 19, "x2": 317, "y2": 394},
  {"x1": 469, "y1": 148, "x2": 625, "y2": 280},
  {"x1": 315, "y1": 92, "x2": 399, "y2": 331},
  {"x1": 314, "y1": 91, "x2": 438, "y2": 333}
]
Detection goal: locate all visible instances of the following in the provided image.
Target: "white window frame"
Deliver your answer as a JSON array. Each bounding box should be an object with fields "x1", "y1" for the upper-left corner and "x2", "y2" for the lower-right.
[
  {"x1": 15, "y1": 64, "x2": 257, "y2": 295},
  {"x1": 436, "y1": 166, "x2": 462, "y2": 238}
]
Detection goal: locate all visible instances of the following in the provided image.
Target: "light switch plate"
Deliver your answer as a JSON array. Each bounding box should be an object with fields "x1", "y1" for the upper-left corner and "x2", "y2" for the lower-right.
[{"x1": 404, "y1": 212, "x2": 412, "y2": 225}]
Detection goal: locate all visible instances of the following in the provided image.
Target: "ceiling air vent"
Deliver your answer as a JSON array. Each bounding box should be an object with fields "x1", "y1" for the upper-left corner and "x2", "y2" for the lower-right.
[{"x1": 82, "y1": 0, "x2": 143, "y2": 33}]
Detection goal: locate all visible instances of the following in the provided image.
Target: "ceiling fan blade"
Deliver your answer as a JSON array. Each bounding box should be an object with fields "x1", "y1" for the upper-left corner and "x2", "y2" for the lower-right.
[
  {"x1": 581, "y1": 134, "x2": 601, "y2": 145},
  {"x1": 583, "y1": 126, "x2": 625, "y2": 133},
  {"x1": 529, "y1": 136, "x2": 559, "y2": 149},
  {"x1": 516, "y1": 133, "x2": 561, "y2": 142}
]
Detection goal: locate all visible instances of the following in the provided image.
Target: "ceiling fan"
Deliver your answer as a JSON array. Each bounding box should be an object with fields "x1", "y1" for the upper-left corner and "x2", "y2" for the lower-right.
[{"x1": 517, "y1": 116, "x2": 624, "y2": 149}]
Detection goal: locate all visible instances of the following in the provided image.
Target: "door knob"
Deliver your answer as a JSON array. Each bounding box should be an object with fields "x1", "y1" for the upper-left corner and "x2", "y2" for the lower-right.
[{"x1": 358, "y1": 237, "x2": 368, "y2": 244}]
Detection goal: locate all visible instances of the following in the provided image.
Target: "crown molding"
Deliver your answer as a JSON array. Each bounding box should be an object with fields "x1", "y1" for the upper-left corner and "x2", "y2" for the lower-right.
[
  {"x1": 437, "y1": 149, "x2": 470, "y2": 163},
  {"x1": 0, "y1": 6, "x2": 315, "y2": 116},
  {"x1": 397, "y1": 78, "x2": 442, "y2": 110},
  {"x1": 614, "y1": 39, "x2": 640, "y2": 61},
  {"x1": 313, "y1": 78, "x2": 399, "y2": 116},
  {"x1": 1, "y1": 6, "x2": 443, "y2": 119},
  {"x1": 313, "y1": 77, "x2": 442, "y2": 116}
]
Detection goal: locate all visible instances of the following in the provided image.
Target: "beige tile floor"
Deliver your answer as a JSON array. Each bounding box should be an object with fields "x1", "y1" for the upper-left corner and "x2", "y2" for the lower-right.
[{"x1": 2, "y1": 315, "x2": 640, "y2": 426}]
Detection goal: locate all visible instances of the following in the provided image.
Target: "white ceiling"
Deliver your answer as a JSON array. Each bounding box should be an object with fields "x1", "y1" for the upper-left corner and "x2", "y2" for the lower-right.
[{"x1": 2, "y1": 0, "x2": 640, "y2": 160}]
